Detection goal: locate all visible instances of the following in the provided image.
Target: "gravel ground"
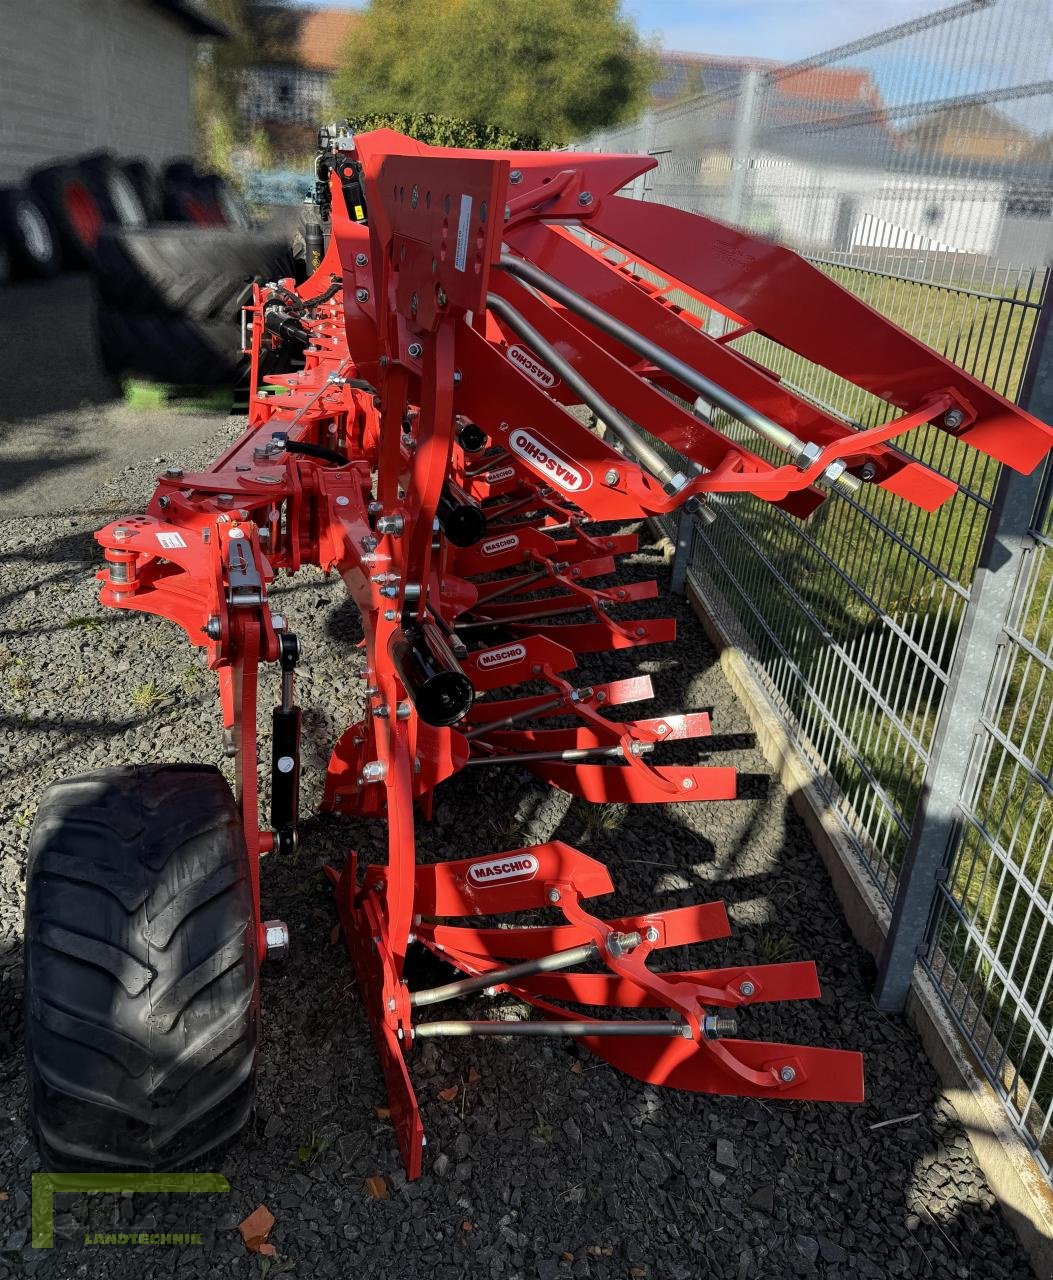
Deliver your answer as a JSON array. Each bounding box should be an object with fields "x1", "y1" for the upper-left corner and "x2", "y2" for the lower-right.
[{"x1": 0, "y1": 289, "x2": 1037, "y2": 1278}]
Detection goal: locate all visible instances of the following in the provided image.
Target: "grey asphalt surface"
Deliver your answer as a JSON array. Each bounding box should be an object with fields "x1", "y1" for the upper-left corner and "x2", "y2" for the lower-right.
[{"x1": 0, "y1": 276, "x2": 1038, "y2": 1278}]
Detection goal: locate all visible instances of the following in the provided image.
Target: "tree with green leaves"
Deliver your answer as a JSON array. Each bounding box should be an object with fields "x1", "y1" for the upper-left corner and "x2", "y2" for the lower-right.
[{"x1": 333, "y1": 0, "x2": 657, "y2": 148}]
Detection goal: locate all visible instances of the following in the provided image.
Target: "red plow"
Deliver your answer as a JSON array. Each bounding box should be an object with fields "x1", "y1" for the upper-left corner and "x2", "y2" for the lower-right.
[{"x1": 31, "y1": 128, "x2": 1053, "y2": 1176}]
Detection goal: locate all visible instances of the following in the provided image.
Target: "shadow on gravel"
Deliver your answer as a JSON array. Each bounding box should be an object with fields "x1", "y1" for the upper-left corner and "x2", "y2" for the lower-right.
[
  {"x1": 0, "y1": 276, "x2": 117, "y2": 423},
  {"x1": 0, "y1": 452, "x2": 105, "y2": 506}
]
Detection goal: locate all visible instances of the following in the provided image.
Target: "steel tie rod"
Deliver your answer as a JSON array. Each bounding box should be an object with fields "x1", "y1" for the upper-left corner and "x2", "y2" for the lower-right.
[
  {"x1": 412, "y1": 939, "x2": 604, "y2": 1008},
  {"x1": 496, "y1": 252, "x2": 861, "y2": 496},
  {"x1": 463, "y1": 692, "x2": 570, "y2": 740},
  {"x1": 414, "y1": 1019, "x2": 690, "y2": 1038},
  {"x1": 465, "y1": 743, "x2": 654, "y2": 766},
  {"x1": 485, "y1": 292, "x2": 684, "y2": 493}
]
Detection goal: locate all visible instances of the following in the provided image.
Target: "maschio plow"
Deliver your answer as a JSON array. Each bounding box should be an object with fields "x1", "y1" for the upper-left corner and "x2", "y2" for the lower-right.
[{"x1": 24, "y1": 129, "x2": 1053, "y2": 1176}]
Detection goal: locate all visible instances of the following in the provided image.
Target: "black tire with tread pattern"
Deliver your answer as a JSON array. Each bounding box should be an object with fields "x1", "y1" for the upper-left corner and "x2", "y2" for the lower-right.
[
  {"x1": 24, "y1": 764, "x2": 259, "y2": 1171},
  {"x1": 95, "y1": 306, "x2": 247, "y2": 387},
  {"x1": 95, "y1": 226, "x2": 294, "y2": 321}
]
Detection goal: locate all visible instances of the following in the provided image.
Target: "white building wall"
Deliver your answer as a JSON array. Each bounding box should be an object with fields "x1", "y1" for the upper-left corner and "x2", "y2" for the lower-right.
[
  {"x1": 749, "y1": 154, "x2": 1004, "y2": 257},
  {"x1": 0, "y1": 0, "x2": 197, "y2": 185}
]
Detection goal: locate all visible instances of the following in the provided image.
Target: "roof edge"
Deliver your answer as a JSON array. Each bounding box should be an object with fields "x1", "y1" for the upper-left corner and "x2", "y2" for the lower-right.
[{"x1": 152, "y1": 0, "x2": 232, "y2": 38}]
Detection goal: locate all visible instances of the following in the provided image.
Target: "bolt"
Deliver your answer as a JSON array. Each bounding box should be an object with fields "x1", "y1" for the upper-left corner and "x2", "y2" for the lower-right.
[
  {"x1": 217, "y1": 493, "x2": 233, "y2": 505},
  {"x1": 408, "y1": 342, "x2": 423, "y2": 358},
  {"x1": 578, "y1": 191, "x2": 593, "y2": 206},
  {"x1": 355, "y1": 288, "x2": 370, "y2": 304},
  {"x1": 437, "y1": 286, "x2": 448, "y2": 308},
  {"x1": 113, "y1": 526, "x2": 130, "y2": 540},
  {"x1": 360, "y1": 761, "x2": 387, "y2": 783},
  {"x1": 548, "y1": 888, "x2": 561, "y2": 904},
  {"x1": 410, "y1": 292, "x2": 419, "y2": 317},
  {"x1": 355, "y1": 252, "x2": 368, "y2": 266},
  {"x1": 396, "y1": 702, "x2": 412, "y2": 719},
  {"x1": 703, "y1": 1013, "x2": 738, "y2": 1038},
  {"x1": 779, "y1": 1065, "x2": 797, "y2": 1084},
  {"x1": 739, "y1": 980, "x2": 756, "y2": 998},
  {"x1": 944, "y1": 408, "x2": 964, "y2": 429},
  {"x1": 263, "y1": 920, "x2": 290, "y2": 961},
  {"x1": 509, "y1": 168, "x2": 522, "y2": 184},
  {"x1": 397, "y1": 1028, "x2": 404, "y2": 1040},
  {"x1": 204, "y1": 616, "x2": 222, "y2": 640},
  {"x1": 373, "y1": 705, "x2": 389, "y2": 718},
  {"x1": 645, "y1": 926, "x2": 659, "y2": 944},
  {"x1": 365, "y1": 685, "x2": 379, "y2": 697},
  {"x1": 604, "y1": 469, "x2": 618, "y2": 485},
  {"x1": 165, "y1": 466, "x2": 184, "y2": 479},
  {"x1": 635, "y1": 627, "x2": 647, "y2": 638},
  {"x1": 361, "y1": 535, "x2": 378, "y2": 552},
  {"x1": 376, "y1": 514, "x2": 404, "y2": 536},
  {"x1": 859, "y1": 460, "x2": 878, "y2": 482},
  {"x1": 453, "y1": 370, "x2": 462, "y2": 384},
  {"x1": 606, "y1": 930, "x2": 641, "y2": 958},
  {"x1": 388, "y1": 996, "x2": 397, "y2": 1011},
  {"x1": 504, "y1": 204, "x2": 511, "y2": 221},
  {"x1": 681, "y1": 777, "x2": 696, "y2": 790},
  {"x1": 379, "y1": 584, "x2": 399, "y2": 598},
  {"x1": 270, "y1": 613, "x2": 286, "y2": 632},
  {"x1": 158, "y1": 495, "x2": 170, "y2": 509},
  {"x1": 384, "y1": 609, "x2": 397, "y2": 621}
]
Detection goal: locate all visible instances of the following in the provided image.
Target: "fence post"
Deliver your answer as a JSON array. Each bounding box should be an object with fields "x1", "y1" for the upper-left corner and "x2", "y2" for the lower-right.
[
  {"x1": 669, "y1": 506, "x2": 695, "y2": 596},
  {"x1": 631, "y1": 111, "x2": 656, "y2": 202},
  {"x1": 873, "y1": 276, "x2": 1053, "y2": 1012},
  {"x1": 726, "y1": 69, "x2": 760, "y2": 226}
]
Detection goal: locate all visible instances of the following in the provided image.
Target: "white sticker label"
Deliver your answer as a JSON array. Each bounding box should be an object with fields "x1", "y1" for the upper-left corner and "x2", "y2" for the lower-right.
[
  {"x1": 481, "y1": 534, "x2": 519, "y2": 557},
  {"x1": 227, "y1": 528, "x2": 246, "y2": 540},
  {"x1": 509, "y1": 430, "x2": 591, "y2": 493},
  {"x1": 477, "y1": 642, "x2": 527, "y2": 669},
  {"x1": 467, "y1": 853, "x2": 539, "y2": 887},
  {"x1": 506, "y1": 344, "x2": 558, "y2": 388},
  {"x1": 484, "y1": 466, "x2": 515, "y2": 484},
  {"x1": 155, "y1": 532, "x2": 186, "y2": 550},
  {"x1": 454, "y1": 193, "x2": 473, "y2": 273}
]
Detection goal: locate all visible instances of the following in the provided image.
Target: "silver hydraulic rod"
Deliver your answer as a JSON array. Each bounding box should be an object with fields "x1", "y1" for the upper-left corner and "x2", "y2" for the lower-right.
[
  {"x1": 463, "y1": 692, "x2": 568, "y2": 740},
  {"x1": 486, "y1": 292, "x2": 683, "y2": 491},
  {"x1": 465, "y1": 743, "x2": 654, "y2": 766},
  {"x1": 414, "y1": 1019, "x2": 689, "y2": 1038},
  {"x1": 454, "y1": 602, "x2": 583, "y2": 630},
  {"x1": 497, "y1": 253, "x2": 861, "y2": 496},
  {"x1": 466, "y1": 451, "x2": 510, "y2": 477},
  {"x1": 411, "y1": 940, "x2": 601, "y2": 1008},
  {"x1": 473, "y1": 568, "x2": 549, "y2": 605}
]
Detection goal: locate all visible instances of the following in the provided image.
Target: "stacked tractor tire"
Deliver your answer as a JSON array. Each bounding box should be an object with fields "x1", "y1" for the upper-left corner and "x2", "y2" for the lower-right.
[{"x1": 0, "y1": 150, "x2": 296, "y2": 388}]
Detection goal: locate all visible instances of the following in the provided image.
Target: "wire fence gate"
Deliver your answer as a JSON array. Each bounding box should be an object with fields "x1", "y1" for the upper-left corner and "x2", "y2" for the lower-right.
[{"x1": 571, "y1": 0, "x2": 1053, "y2": 1176}]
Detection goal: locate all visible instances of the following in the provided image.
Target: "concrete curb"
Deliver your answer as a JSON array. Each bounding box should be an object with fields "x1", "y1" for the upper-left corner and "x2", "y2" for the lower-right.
[{"x1": 682, "y1": 576, "x2": 1053, "y2": 1280}]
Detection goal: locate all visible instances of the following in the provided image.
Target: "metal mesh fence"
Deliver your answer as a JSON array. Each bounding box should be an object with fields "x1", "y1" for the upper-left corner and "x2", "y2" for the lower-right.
[
  {"x1": 927, "y1": 466, "x2": 1053, "y2": 1169},
  {"x1": 571, "y1": 0, "x2": 1053, "y2": 1171}
]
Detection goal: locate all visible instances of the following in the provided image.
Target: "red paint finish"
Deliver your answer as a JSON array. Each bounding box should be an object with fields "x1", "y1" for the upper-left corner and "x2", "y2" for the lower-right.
[{"x1": 88, "y1": 128, "x2": 1053, "y2": 1175}]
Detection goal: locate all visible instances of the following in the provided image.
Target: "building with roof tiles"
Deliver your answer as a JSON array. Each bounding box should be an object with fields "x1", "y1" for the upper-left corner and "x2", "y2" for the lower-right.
[{"x1": 242, "y1": 5, "x2": 359, "y2": 156}]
